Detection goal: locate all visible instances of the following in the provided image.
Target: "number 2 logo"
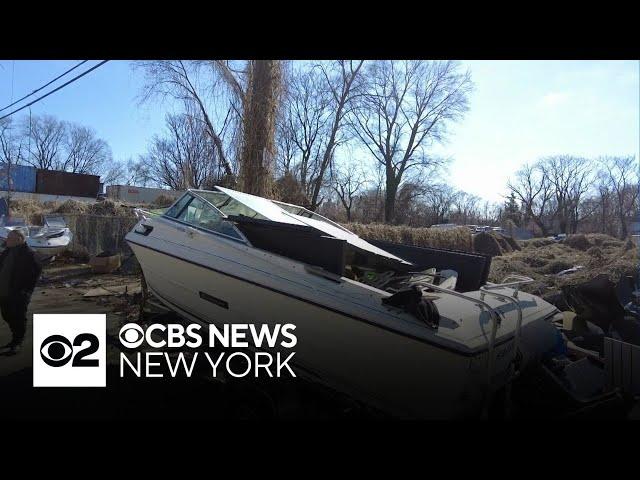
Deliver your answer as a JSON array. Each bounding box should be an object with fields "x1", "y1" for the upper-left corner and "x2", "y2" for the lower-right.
[{"x1": 40, "y1": 333, "x2": 100, "y2": 368}]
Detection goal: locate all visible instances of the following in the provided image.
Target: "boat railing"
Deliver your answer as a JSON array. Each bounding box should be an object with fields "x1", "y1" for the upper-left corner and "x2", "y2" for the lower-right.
[
  {"x1": 418, "y1": 282, "x2": 504, "y2": 390},
  {"x1": 483, "y1": 274, "x2": 534, "y2": 298},
  {"x1": 420, "y1": 274, "x2": 534, "y2": 412},
  {"x1": 481, "y1": 275, "x2": 534, "y2": 351},
  {"x1": 133, "y1": 208, "x2": 163, "y2": 221}
]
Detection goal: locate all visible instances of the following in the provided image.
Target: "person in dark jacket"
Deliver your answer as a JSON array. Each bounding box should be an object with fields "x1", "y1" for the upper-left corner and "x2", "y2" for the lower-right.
[{"x1": 0, "y1": 230, "x2": 42, "y2": 355}]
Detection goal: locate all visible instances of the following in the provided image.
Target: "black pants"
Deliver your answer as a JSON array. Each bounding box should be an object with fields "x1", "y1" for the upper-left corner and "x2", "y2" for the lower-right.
[{"x1": 0, "y1": 295, "x2": 29, "y2": 347}]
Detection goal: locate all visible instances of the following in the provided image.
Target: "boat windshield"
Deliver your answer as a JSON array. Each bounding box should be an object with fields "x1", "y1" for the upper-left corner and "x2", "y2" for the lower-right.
[
  {"x1": 175, "y1": 194, "x2": 244, "y2": 240},
  {"x1": 195, "y1": 191, "x2": 269, "y2": 220},
  {"x1": 44, "y1": 216, "x2": 67, "y2": 228},
  {"x1": 272, "y1": 201, "x2": 353, "y2": 234}
]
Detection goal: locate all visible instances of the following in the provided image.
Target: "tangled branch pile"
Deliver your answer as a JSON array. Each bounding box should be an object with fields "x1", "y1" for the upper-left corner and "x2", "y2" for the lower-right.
[
  {"x1": 345, "y1": 223, "x2": 474, "y2": 251},
  {"x1": 490, "y1": 234, "x2": 637, "y2": 295}
]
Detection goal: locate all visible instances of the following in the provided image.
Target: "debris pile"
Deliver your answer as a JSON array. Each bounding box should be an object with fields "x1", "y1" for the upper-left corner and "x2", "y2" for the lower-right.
[
  {"x1": 550, "y1": 274, "x2": 640, "y2": 353},
  {"x1": 490, "y1": 233, "x2": 637, "y2": 296},
  {"x1": 346, "y1": 223, "x2": 474, "y2": 251},
  {"x1": 472, "y1": 232, "x2": 503, "y2": 257},
  {"x1": 52, "y1": 199, "x2": 136, "y2": 217},
  {"x1": 151, "y1": 194, "x2": 175, "y2": 208},
  {"x1": 563, "y1": 234, "x2": 591, "y2": 251},
  {"x1": 2, "y1": 198, "x2": 45, "y2": 224}
]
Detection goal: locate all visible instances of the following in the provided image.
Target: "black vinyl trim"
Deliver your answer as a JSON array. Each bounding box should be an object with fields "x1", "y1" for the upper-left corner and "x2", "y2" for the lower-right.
[
  {"x1": 134, "y1": 224, "x2": 154, "y2": 236},
  {"x1": 128, "y1": 239, "x2": 514, "y2": 357},
  {"x1": 199, "y1": 291, "x2": 229, "y2": 310}
]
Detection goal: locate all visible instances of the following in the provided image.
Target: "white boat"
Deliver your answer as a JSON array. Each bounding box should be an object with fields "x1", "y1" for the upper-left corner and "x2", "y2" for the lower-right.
[
  {"x1": 0, "y1": 214, "x2": 73, "y2": 258},
  {"x1": 125, "y1": 187, "x2": 601, "y2": 418}
]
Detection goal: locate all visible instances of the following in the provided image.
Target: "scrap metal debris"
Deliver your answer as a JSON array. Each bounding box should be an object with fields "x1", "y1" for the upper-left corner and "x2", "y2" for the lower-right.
[
  {"x1": 549, "y1": 274, "x2": 640, "y2": 357},
  {"x1": 557, "y1": 265, "x2": 585, "y2": 276}
]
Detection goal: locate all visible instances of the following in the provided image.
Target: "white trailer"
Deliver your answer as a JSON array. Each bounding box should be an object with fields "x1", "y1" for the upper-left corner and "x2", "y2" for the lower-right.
[{"x1": 106, "y1": 185, "x2": 182, "y2": 204}]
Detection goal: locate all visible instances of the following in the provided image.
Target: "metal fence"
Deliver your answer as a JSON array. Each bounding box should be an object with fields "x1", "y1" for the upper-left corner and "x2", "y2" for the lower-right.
[{"x1": 60, "y1": 213, "x2": 138, "y2": 256}]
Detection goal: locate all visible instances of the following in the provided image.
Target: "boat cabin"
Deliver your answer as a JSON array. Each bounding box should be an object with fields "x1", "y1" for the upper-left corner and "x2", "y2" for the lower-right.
[{"x1": 158, "y1": 187, "x2": 492, "y2": 293}]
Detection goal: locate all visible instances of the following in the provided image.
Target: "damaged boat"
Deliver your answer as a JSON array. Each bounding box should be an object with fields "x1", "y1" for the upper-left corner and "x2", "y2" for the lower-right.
[
  {"x1": 126, "y1": 187, "x2": 619, "y2": 418},
  {"x1": 0, "y1": 214, "x2": 73, "y2": 258}
]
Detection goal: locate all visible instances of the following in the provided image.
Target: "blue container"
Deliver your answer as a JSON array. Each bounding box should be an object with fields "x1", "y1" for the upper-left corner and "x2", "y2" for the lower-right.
[{"x1": 0, "y1": 163, "x2": 37, "y2": 193}]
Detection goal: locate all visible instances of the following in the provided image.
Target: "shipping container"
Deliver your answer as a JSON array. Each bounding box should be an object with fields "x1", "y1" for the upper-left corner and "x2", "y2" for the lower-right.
[
  {"x1": 106, "y1": 184, "x2": 182, "y2": 204},
  {"x1": 0, "y1": 163, "x2": 37, "y2": 193},
  {"x1": 36, "y1": 169, "x2": 100, "y2": 198}
]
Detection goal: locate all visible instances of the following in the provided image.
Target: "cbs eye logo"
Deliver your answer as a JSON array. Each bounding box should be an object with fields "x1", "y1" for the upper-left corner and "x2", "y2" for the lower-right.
[
  {"x1": 119, "y1": 323, "x2": 144, "y2": 348},
  {"x1": 40, "y1": 333, "x2": 100, "y2": 368},
  {"x1": 33, "y1": 314, "x2": 106, "y2": 387}
]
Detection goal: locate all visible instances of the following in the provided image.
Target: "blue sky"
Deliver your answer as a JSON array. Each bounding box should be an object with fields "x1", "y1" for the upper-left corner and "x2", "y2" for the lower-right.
[{"x1": 0, "y1": 60, "x2": 637, "y2": 203}]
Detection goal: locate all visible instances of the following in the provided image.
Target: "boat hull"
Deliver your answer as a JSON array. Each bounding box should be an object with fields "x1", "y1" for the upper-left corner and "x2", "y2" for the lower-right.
[
  {"x1": 1, "y1": 226, "x2": 72, "y2": 258},
  {"x1": 129, "y1": 240, "x2": 505, "y2": 418}
]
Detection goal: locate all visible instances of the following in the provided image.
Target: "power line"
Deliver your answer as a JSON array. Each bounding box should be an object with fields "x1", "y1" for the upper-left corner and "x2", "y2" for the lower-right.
[
  {"x1": 0, "y1": 60, "x2": 89, "y2": 114},
  {"x1": 0, "y1": 60, "x2": 109, "y2": 121}
]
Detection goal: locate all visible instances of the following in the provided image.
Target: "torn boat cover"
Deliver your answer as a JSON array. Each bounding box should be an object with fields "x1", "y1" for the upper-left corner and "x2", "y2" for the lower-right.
[{"x1": 215, "y1": 186, "x2": 411, "y2": 265}]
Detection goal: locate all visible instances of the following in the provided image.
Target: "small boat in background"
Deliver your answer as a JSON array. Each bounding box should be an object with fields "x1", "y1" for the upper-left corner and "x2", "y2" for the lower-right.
[{"x1": 0, "y1": 214, "x2": 73, "y2": 259}]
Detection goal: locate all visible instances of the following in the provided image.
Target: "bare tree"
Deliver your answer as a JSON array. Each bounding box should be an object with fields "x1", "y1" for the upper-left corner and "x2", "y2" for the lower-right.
[
  {"x1": 144, "y1": 113, "x2": 220, "y2": 190},
  {"x1": 22, "y1": 114, "x2": 66, "y2": 170},
  {"x1": 423, "y1": 184, "x2": 458, "y2": 225},
  {"x1": 211, "y1": 60, "x2": 288, "y2": 196},
  {"x1": 350, "y1": 60, "x2": 472, "y2": 223},
  {"x1": 1, "y1": 118, "x2": 26, "y2": 206},
  {"x1": 539, "y1": 155, "x2": 593, "y2": 234},
  {"x1": 585, "y1": 170, "x2": 617, "y2": 235},
  {"x1": 600, "y1": 155, "x2": 639, "y2": 238},
  {"x1": 451, "y1": 191, "x2": 482, "y2": 225},
  {"x1": 307, "y1": 60, "x2": 365, "y2": 210},
  {"x1": 60, "y1": 124, "x2": 112, "y2": 174},
  {"x1": 101, "y1": 161, "x2": 127, "y2": 186},
  {"x1": 332, "y1": 163, "x2": 367, "y2": 221},
  {"x1": 283, "y1": 66, "x2": 331, "y2": 198},
  {"x1": 101, "y1": 157, "x2": 155, "y2": 187},
  {"x1": 275, "y1": 106, "x2": 296, "y2": 176},
  {"x1": 126, "y1": 157, "x2": 154, "y2": 187},
  {"x1": 508, "y1": 162, "x2": 555, "y2": 236},
  {"x1": 135, "y1": 60, "x2": 235, "y2": 177},
  {"x1": 278, "y1": 61, "x2": 364, "y2": 209},
  {"x1": 1, "y1": 118, "x2": 24, "y2": 167}
]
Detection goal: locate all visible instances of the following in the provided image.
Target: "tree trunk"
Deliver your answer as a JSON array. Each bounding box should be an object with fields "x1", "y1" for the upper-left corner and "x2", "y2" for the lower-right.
[
  {"x1": 309, "y1": 114, "x2": 340, "y2": 210},
  {"x1": 620, "y1": 211, "x2": 628, "y2": 238},
  {"x1": 384, "y1": 175, "x2": 399, "y2": 224},
  {"x1": 238, "y1": 60, "x2": 282, "y2": 197},
  {"x1": 558, "y1": 215, "x2": 568, "y2": 234},
  {"x1": 532, "y1": 215, "x2": 549, "y2": 237}
]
